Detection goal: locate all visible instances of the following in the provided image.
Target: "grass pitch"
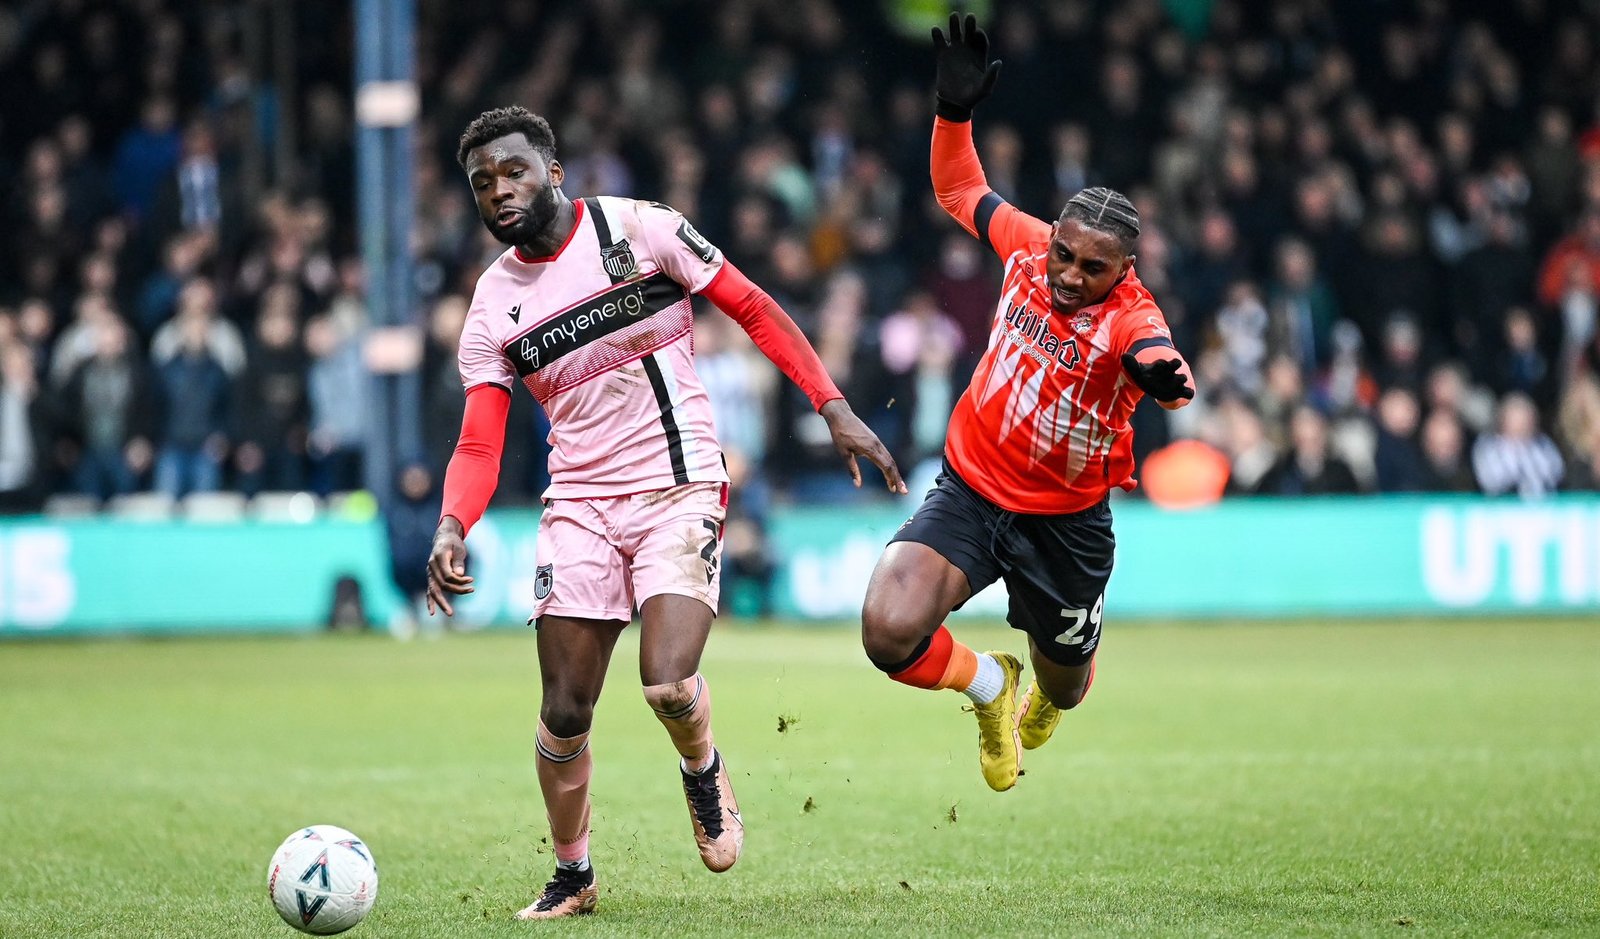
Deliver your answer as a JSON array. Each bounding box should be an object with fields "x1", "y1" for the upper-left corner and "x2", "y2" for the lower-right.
[{"x1": 1, "y1": 619, "x2": 1597, "y2": 938}]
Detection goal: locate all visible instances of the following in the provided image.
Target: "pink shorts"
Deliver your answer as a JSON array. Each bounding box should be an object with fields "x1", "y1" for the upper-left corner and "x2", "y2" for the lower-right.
[{"x1": 530, "y1": 482, "x2": 728, "y2": 622}]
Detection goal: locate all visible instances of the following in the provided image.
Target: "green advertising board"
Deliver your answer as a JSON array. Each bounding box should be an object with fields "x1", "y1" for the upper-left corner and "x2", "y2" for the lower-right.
[
  {"x1": 767, "y1": 496, "x2": 1600, "y2": 619},
  {"x1": 2, "y1": 496, "x2": 1598, "y2": 635},
  {"x1": 0, "y1": 519, "x2": 393, "y2": 634}
]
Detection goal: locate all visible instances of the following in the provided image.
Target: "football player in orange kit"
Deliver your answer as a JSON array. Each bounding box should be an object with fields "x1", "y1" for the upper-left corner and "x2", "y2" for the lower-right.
[{"x1": 860, "y1": 14, "x2": 1196, "y2": 792}]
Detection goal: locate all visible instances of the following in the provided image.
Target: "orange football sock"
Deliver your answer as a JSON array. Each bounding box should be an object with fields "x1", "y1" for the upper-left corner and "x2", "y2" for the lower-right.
[{"x1": 888, "y1": 625, "x2": 980, "y2": 692}]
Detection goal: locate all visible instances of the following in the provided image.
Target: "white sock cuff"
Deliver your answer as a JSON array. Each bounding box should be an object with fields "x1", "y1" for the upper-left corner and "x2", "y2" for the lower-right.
[{"x1": 963, "y1": 653, "x2": 1006, "y2": 704}]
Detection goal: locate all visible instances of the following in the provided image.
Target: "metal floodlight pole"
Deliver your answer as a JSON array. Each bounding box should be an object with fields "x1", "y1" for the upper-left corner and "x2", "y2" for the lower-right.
[
  {"x1": 386, "y1": 0, "x2": 422, "y2": 473},
  {"x1": 354, "y1": 0, "x2": 418, "y2": 505}
]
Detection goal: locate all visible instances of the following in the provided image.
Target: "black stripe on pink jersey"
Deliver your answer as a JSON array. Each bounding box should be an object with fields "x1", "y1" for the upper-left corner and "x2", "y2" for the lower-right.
[
  {"x1": 641, "y1": 353, "x2": 690, "y2": 485},
  {"x1": 500, "y1": 272, "x2": 686, "y2": 378}
]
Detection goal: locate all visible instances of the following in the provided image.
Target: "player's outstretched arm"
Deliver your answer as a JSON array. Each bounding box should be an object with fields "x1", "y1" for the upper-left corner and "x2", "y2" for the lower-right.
[
  {"x1": 1120, "y1": 348, "x2": 1196, "y2": 411},
  {"x1": 929, "y1": 13, "x2": 1036, "y2": 251},
  {"x1": 698, "y1": 262, "x2": 907, "y2": 494},
  {"x1": 427, "y1": 384, "x2": 511, "y2": 615}
]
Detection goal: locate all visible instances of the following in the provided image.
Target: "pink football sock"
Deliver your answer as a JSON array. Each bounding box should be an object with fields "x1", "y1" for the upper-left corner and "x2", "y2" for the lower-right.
[
  {"x1": 643, "y1": 674, "x2": 715, "y2": 773},
  {"x1": 535, "y1": 721, "x2": 592, "y2": 863}
]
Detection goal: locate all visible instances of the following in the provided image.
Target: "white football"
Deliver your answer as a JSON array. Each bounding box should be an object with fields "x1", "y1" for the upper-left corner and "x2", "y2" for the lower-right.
[
  {"x1": 277, "y1": 825, "x2": 374, "y2": 861},
  {"x1": 267, "y1": 827, "x2": 379, "y2": 934}
]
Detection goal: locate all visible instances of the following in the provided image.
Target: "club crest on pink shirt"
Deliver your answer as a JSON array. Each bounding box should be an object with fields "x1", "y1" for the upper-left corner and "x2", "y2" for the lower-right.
[{"x1": 601, "y1": 240, "x2": 638, "y2": 280}]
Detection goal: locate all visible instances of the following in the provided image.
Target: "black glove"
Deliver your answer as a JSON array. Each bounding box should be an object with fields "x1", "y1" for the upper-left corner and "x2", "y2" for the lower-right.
[
  {"x1": 1121, "y1": 353, "x2": 1195, "y2": 402},
  {"x1": 932, "y1": 12, "x2": 1001, "y2": 122}
]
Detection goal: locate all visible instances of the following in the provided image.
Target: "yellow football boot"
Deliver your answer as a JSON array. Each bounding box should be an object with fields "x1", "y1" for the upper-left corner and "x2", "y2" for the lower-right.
[
  {"x1": 1016, "y1": 679, "x2": 1062, "y2": 750},
  {"x1": 971, "y1": 652, "x2": 1023, "y2": 791}
]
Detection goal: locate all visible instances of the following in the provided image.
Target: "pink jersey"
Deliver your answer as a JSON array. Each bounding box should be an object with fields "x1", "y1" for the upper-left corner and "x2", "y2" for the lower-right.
[{"x1": 458, "y1": 197, "x2": 730, "y2": 498}]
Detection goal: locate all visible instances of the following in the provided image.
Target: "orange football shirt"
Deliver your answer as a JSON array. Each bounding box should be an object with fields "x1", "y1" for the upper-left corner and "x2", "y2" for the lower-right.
[{"x1": 933, "y1": 118, "x2": 1178, "y2": 514}]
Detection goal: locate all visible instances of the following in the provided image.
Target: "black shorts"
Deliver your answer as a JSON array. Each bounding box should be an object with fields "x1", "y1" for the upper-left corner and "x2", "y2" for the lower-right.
[{"x1": 889, "y1": 461, "x2": 1115, "y2": 666}]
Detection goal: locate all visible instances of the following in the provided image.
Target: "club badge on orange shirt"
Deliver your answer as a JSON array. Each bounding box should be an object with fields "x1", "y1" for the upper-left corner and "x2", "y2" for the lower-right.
[{"x1": 1072, "y1": 311, "x2": 1094, "y2": 334}]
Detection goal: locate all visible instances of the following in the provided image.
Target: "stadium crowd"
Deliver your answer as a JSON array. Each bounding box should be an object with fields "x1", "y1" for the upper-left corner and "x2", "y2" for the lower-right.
[{"x1": 2, "y1": 0, "x2": 1600, "y2": 518}]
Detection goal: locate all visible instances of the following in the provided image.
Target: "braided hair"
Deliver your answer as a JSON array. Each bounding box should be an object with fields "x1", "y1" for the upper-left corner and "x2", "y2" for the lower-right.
[{"x1": 1059, "y1": 187, "x2": 1140, "y2": 255}]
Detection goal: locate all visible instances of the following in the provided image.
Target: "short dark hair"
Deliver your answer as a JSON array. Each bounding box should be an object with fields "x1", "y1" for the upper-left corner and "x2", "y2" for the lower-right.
[
  {"x1": 1059, "y1": 187, "x2": 1140, "y2": 255},
  {"x1": 456, "y1": 106, "x2": 556, "y2": 168}
]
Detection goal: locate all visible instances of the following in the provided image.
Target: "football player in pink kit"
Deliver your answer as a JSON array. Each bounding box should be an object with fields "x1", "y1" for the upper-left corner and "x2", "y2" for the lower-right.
[{"x1": 426, "y1": 107, "x2": 906, "y2": 920}]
